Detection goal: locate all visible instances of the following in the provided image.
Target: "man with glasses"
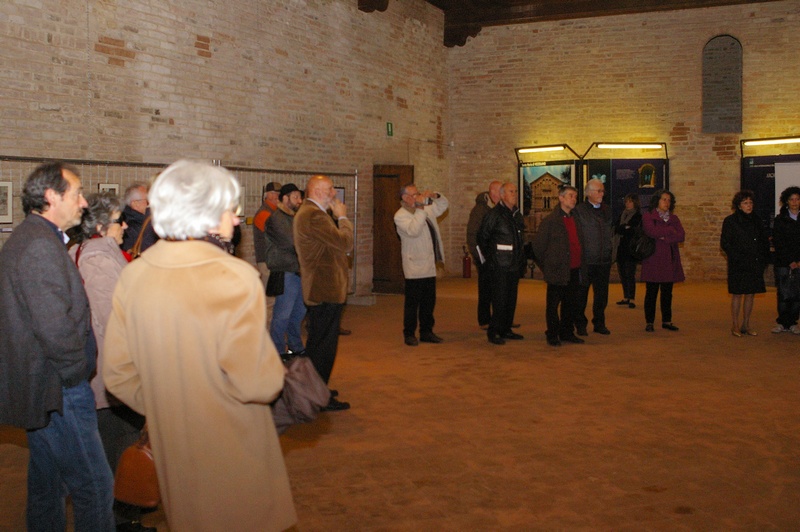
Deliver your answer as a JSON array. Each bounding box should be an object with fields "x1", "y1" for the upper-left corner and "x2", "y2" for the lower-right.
[
  {"x1": 120, "y1": 182, "x2": 150, "y2": 252},
  {"x1": 0, "y1": 162, "x2": 115, "y2": 531}
]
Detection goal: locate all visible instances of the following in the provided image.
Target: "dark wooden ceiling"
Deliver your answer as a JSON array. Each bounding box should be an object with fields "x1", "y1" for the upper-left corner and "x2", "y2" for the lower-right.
[{"x1": 359, "y1": 0, "x2": 781, "y2": 47}]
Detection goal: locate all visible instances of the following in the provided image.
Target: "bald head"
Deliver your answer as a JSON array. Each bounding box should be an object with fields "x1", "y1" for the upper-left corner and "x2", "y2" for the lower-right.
[{"x1": 306, "y1": 174, "x2": 334, "y2": 209}]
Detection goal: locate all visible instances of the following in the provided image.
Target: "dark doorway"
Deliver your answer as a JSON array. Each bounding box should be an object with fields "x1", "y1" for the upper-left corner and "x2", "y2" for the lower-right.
[{"x1": 372, "y1": 165, "x2": 413, "y2": 293}]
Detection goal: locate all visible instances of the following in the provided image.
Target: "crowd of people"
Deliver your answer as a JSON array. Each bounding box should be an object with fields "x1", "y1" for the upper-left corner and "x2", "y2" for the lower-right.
[
  {"x1": 0, "y1": 159, "x2": 797, "y2": 531},
  {"x1": 465, "y1": 179, "x2": 799, "y2": 346}
]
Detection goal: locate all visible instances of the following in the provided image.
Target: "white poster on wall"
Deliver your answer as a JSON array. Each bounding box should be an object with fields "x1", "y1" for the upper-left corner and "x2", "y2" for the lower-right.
[{"x1": 775, "y1": 162, "x2": 800, "y2": 213}]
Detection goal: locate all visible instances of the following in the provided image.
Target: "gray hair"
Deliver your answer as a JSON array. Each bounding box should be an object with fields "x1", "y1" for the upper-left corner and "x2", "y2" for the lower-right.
[
  {"x1": 123, "y1": 183, "x2": 148, "y2": 206},
  {"x1": 558, "y1": 185, "x2": 578, "y2": 197},
  {"x1": 77, "y1": 192, "x2": 122, "y2": 240},
  {"x1": 149, "y1": 160, "x2": 240, "y2": 240},
  {"x1": 584, "y1": 178, "x2": 604, "y2": 196}
]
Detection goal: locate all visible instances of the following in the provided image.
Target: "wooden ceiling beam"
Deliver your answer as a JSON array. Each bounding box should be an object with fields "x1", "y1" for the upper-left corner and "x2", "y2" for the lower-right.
[{"x1": 425, "y1": 0, "x2": 783, "y2": 46}]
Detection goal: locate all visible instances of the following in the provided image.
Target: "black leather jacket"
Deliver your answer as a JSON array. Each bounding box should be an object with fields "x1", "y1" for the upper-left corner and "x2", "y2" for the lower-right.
[{"x1": 476, "y1": 201, "x2": 526, "y2": 274}]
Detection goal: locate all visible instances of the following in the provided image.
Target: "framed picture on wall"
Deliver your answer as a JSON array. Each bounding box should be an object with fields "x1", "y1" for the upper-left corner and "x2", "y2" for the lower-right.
[
  {"x1": 98, "y1": 183, "x2": 120, "y2": 194},
  {"x1": 0, "y1": 181, "x2": 11, "y2": 223}
]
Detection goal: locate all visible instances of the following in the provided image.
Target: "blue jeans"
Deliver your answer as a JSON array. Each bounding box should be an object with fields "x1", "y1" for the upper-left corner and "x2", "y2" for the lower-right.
[
  {"x1": 26, "y1": 381, "x2": 115, "y2": 532},
  {"x1": 270, "y1": 272, "x2": 307, "y2": 354}
]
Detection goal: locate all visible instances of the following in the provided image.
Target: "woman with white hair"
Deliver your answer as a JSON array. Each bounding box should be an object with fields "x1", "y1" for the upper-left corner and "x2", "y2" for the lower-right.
[{"x1": 103, "y1": 160, "x2": 296, "y2": 532}]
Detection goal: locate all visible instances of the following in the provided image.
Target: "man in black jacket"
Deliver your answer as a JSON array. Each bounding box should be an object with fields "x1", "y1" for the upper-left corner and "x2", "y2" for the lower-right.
[
  {"x1": 477, "y1": 182, "x2": 526, "y2": 345},
  {"x1": 573, "y1": 178, "x2": 614, "y2": 336},
  {"x1": 466, "y1": 180, "x2": 501, "y2": 328},
  {"x1": 0, "y1": 162, "x2": 115, "y2": 531}
]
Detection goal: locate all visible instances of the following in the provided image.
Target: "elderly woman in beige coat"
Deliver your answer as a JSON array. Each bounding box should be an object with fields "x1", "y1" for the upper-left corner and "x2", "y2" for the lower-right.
[{"x1": 103, "y1": 160, "x2": 296, "y2": 532}]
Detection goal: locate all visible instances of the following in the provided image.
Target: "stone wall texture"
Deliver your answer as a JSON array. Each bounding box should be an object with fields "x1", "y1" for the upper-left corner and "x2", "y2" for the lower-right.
[{"x1": 2, "y1": 0, "x2": 800, "y2": 291}]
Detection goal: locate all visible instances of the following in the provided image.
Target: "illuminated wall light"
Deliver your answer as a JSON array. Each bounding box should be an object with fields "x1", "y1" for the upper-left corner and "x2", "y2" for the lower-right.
[
  {"x1": 517, "y1": 145, "x2": 566, "y2": 154},
  {"x1": 596, "y1": 143, "x2": 664, "y2": 150},
  {"x1": 742, "y1": 137, "x2": 800, "y2": 147}
]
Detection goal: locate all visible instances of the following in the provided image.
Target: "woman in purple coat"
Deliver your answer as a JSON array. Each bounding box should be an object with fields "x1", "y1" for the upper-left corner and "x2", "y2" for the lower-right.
[{"x1": 641, "y1": 190, "x2": 685, "y2": 332}]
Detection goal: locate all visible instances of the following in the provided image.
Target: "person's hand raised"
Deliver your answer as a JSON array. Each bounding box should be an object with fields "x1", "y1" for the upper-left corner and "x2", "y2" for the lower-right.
[{"x1": 331, "y1": 198, "x2": 347, "y2": 219}]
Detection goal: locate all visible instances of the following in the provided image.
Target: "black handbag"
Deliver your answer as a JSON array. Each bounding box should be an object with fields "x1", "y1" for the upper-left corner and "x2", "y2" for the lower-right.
[
  {"x1": 629, "y1": 227, "x2": 656, "y2": 262},
  {"x1": 266, "y1": 271, "x2": 285, "y2": 297}
]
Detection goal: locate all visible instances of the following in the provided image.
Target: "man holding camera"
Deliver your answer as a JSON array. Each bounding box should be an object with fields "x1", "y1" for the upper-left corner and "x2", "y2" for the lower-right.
[{"x1": 394, "y1": 184, "x2": 449, "y2": 346}]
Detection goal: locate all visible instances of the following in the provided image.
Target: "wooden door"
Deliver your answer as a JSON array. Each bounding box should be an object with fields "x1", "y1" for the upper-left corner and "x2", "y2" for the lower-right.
[{"x1": 372, "y1": 165, "x2": 413, "y2": 293}]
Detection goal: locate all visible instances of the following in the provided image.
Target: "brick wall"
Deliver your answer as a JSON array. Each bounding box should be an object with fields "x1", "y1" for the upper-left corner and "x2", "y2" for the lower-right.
[
  {"x1": 446, "y1": 0, "x2": 800, "y2": 281},
  {"x1": 3, "y1": 0, "x2": 800, "y2": 287},
  {"x1": 0, "y1": 0, "x2": 448, "y2": 296}
]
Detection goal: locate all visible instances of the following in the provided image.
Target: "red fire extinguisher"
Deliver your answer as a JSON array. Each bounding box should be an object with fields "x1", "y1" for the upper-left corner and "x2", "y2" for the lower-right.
[{"x1": 462, "y1": 246, "x2": 472, "y2": 278}]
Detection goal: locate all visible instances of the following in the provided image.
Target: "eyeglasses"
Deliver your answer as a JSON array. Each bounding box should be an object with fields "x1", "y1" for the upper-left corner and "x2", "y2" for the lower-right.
[{"x1": 109, "y1": 217, "x2": 123, "y2": 224}]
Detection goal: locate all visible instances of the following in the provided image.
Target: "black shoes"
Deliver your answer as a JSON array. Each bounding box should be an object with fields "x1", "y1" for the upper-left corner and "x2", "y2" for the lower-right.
[
  {"x1": 419, "y1": 333, "x2": 444, "y2": 343},
  {"x1": 329, "y1": 389, "x2": 339, "y2": 398},
  {"x1": 616, "y1": 299, "x2": 630, "y2": 305},
  {"x1": 662, "y1": 322, "x2": 679, "y2": 331},
  {"x1": 406, "y1": 333, "x2": 443, "y2": 344},
  {"x1": 576, "y1": 326, "x2": 589, "y2": 336},
  {"x1": 116, "y1": 522, "x2": 156, "y2": 532},
  {"x1": 645, "y1": 323, "x2": 654, "y2": 332},
  {"x1": 500, "y1": 331, "x2": 524, "y2": 340},
  {"x1": 488, "y1": 335, "x2": 505, "y2": 345},
  {"x1": 547, "y1": 337, "x2": 561, "y2": 346},
  {"x1": 594, "y1": 326, "x2": 611, "y2": 335},
  {"x1": 321, "y1": 397, "x2": 351, "y2": 412},
  {"x1": 560, "y1": 335, "x2": 585, "y2": 344}
]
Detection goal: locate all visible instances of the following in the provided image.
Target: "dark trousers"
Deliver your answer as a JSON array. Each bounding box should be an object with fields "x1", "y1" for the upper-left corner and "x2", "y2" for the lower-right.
[
  {"x1": 617, "y1": 260, "x2": 637, "y2": 300},
  {"x1": 404, "y1": 277, "x2": 436, "y2": 337},
  {"x1": 488, "y1": 268, "x2": 520, "y2": 337},
  {"x1": 476, "y1": 261, "x2": 493, "y2": 326},
  {"x1": 775, "y1": 267, "x2": 800, "y2": 328},
  {"x1": 645, "y1": 282, "x2": 674, "y2": 324},
  {"x1": 576, "y1": 263, "x2": 611, "y2": 329},
  {"x1": 97, "y1": 405, "x2": 147, "y2": 524},
  {"x1": 546, "y1": 268, "x2": 582, "y2": 340},
  {"x1": 306, "y1": 302, "x2": 344, "y2": 384}
]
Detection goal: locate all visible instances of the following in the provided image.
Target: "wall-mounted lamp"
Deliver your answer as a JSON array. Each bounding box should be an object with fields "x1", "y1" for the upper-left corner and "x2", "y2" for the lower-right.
[
  {"x1": 740, "y1": 136, "x2": 800, "y2": 157},
  {"x1": 515, "y1": 144, "x2": 579, "y2": 164},
  {"x1": 596, "y1": 143, "x2": 664, "y2": 150},
  {"x1": 583, "y1": 142, "x2": 668, "y2": 159}
]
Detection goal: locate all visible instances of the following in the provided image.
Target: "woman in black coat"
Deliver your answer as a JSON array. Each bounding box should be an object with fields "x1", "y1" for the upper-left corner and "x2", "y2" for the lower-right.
[
  {"x1": 614, "y1": 193, "x2": 642, "y2": 308},
  {"x1": 720, "y1": 190, "x2": 769, "y2": 336},
  {"x1": 772, "y1": 186, "x2": 800, "y2": 334}
]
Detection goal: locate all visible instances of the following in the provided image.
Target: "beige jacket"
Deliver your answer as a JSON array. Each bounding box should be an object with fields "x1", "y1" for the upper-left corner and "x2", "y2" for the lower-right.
[{"x1": 103, "y1": 240, "x2": 296, "y2": 532}]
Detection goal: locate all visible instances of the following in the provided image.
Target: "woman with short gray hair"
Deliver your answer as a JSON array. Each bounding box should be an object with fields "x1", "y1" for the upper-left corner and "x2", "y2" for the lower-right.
[{"x1": 103, "y1": 160, "x2": 296, "y2": 531}]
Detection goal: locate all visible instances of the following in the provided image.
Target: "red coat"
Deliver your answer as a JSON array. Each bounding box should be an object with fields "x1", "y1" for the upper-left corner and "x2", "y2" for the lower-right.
[{"x1": 641, "y1": 210, "x2": 685, "y2": 283}]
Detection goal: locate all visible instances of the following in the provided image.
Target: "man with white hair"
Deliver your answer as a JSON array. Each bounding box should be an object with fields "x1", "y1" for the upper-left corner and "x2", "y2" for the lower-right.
[
  {"x1": 574, "y1": 178, "x2": 614, "y2": 336},
  {"x1": 120, "y1": 182, "x2": 150, "y2": 251}
]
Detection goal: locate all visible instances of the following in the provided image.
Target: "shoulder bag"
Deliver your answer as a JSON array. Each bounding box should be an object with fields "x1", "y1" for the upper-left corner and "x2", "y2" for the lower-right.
[{"x1": 114, "y1": 425, "x2": 161, "y2": 508}]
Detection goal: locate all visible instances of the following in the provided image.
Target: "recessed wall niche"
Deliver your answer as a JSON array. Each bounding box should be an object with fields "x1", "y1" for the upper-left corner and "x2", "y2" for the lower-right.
[{"x1": 702, "y1": 35, "x2": 743, "y2": 134}]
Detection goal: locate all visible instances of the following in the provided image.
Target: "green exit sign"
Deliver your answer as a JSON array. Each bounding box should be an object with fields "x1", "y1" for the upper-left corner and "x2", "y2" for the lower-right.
[{"x1": 386, "y1": 122, "x2": 393, "y2": 137}]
